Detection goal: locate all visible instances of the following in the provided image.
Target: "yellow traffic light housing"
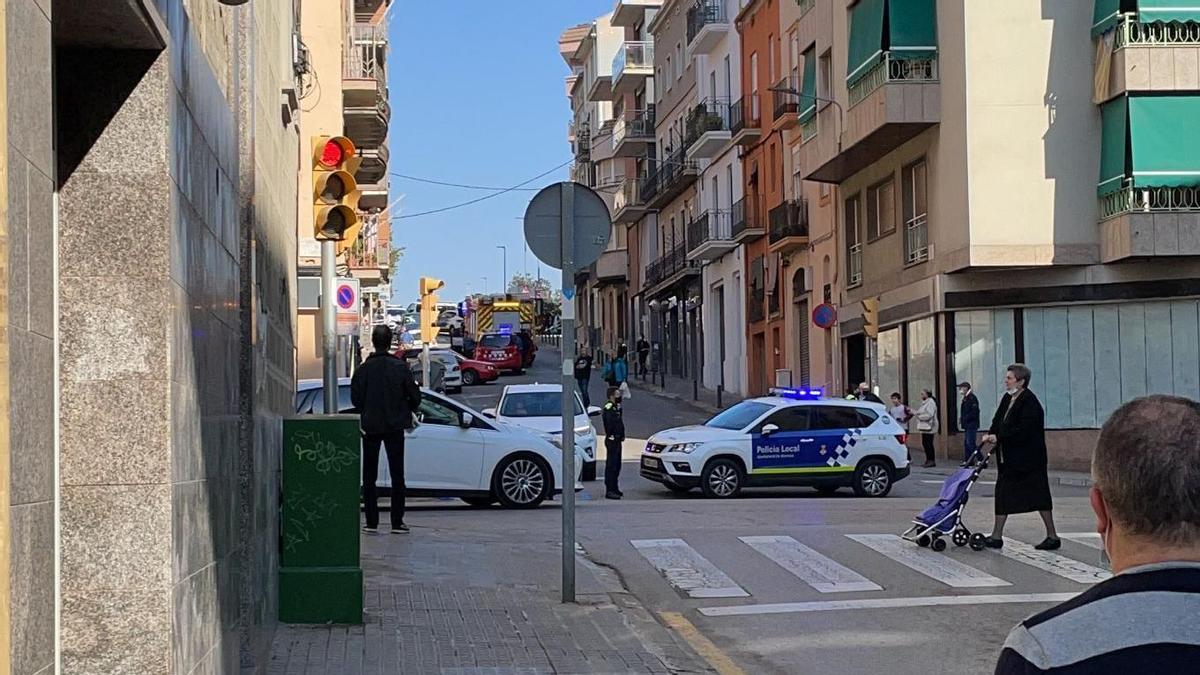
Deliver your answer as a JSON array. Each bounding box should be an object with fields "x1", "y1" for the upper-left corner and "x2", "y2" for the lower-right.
[
  {"x1": 419, "y1": 277, "x2": 446, "y2": 343},
  {"x1": 311, "y1": 135, "x2": 363, "y2": 244},
  {"x1": 861, "y1": 297, "x2": 880, "y2": 339}
]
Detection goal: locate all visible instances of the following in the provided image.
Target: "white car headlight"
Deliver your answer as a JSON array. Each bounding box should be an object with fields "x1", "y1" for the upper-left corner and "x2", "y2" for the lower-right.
[
  {"x1": 574, "y1": 425, "x2": 593, "y2": 438},
  {"x1": 668, "y1": 442, "x2": 702, "y2": 454}
]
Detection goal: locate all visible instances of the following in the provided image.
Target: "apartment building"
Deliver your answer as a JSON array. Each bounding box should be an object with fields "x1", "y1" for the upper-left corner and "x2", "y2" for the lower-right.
[{"x1": 793, "y1": 0, "x2": 1200, "y2": 469}]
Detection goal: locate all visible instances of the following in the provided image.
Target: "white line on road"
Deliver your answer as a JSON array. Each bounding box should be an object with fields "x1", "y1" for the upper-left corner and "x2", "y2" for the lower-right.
[
  {"x1": 846, "y1": 534, "x2": 1011, "y2": 588},
  {"x1": 632, "y1": 538, "x2": 750, "y2": 599},
  {"x1": 1060, "y1": 532, "x2": 1103, "y2": 550},
  {"x1": 697, "y1": 592, "x2": 1079, "y2": 617},
  {"x1": 739, "y1": 536, "x2": 882, "y2": 593},
  {"x1": 992, "y1": 539, "x2": 1111, "y2": 583},
  {"x1": 921, "y1": 479, "x2": 995, "y2": 486}
]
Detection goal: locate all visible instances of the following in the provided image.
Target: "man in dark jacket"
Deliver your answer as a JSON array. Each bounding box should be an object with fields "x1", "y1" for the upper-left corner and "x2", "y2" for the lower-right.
[
  {"x1": 601, "y1": 386, "x2": 625, "y2": 500},
  {"x1": 573, "y1": 349, "x2": 593, "y2": 408},
  {"x1": 351, "y1": 325, "x2": 422, "y2": 534},
  {"x1": 958, "y1": 382, "x2": 981, "y2": 464}
]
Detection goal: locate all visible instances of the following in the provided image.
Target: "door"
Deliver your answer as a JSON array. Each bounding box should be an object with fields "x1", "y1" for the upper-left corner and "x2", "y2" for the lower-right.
[
  {"x1": 749, "y1": 406, "x2": 816, "y2": 473},
  {"x1": 807, "y1": 406, "x2": 869, "y2": 472},
  {"x1": 405, "y1": 397, "x2": 486, "y2": 490},
  {"x1": 715, "y1": 285, "x2": 726, "y2": 388}
]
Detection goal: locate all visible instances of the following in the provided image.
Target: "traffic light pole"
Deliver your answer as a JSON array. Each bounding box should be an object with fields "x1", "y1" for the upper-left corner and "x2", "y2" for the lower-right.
[
  {"x1": 560, "y1": 183, "x2": 577, "y2": 604},
  {"x1": 321, "y1": 240, "x2": 338, "y2": 412}
]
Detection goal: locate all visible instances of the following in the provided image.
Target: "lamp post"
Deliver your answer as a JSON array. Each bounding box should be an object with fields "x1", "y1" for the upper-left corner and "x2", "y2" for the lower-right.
[{"x1": 497, "y1": 245, "x2": 508, "y2": 295}]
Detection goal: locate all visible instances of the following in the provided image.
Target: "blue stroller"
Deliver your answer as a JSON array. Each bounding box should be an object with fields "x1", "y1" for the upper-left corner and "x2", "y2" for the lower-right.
[{"x1": 901, "y1": 444, "x2": 993, "y2": 552}]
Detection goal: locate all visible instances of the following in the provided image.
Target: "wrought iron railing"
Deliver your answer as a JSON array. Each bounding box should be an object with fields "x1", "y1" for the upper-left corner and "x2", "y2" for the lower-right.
[
  {"x1": 614, "y1": 41, "x2": 654, "y2": 80},
  {"x1": 612, "y1": 107, "x2": 656, "y2": 150},
  {"x1": 773, "y1": 73, "x2": 800, "y2": 120},
  {"x1": 646, "y1": 243, "x2": 698, "y2": 289},
  {"x1": 1100, "y1": 184, "x2": 1200, "y2": 220},
  {"x1": 769, "y1": 199, "x2": 809, "y2": 243},
  {"x1": 686, "y1": 210, "x2": 733, "y2": 251},
  {"x1": 729, "y1": 96, "x2": 747, "y2": 135},
  {"x1": 638, "y1": 164, "x2": 661, "y2": 203},
  {"x1": 345, "y1": 23, "x2": 387, "y2": 83},
  {"x1": 687, "y1": 0, "x2": 726, "y2": 46},
  {"x1": 1115, "y1": 13, "x2": 1200, "y2": 48},
  {"x1": 685, "y1": 99, "x2": 730, "y2": 149},
  {"x1": 849, "y1": 52, "x2": 939, "y2": 107},
  {"x1": 905, "y1": 213, "x2": 929, "y2": 264},
  {"x1": 847, "y1": 242, "x2": 863, "y2": 287},
  {"x1": 575, "y1": 123, "x2": 591, "y2": 161},
  {"x1": 749, "y1": 289, "x2": 766, "y2": 323},
  {"x1": 657, "y1": 147, "x2": 698, "y2": 197}
]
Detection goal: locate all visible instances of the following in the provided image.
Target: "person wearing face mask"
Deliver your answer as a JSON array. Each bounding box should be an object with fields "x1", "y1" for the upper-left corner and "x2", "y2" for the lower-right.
[
  {"x1": 980, "y1": 364, "x2": 1058, "y2": 550},
  {"x1": 996, "y1": 395, "x2": 1200, "y2": 674},
  {"x1": 601, "y1": 386, "x2": 626, "y2": 500}
]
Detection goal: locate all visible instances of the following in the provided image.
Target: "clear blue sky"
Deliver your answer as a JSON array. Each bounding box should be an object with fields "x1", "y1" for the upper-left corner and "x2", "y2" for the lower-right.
[{"x1": 387, "y1": 0, "x2": 613, "y2": 305}]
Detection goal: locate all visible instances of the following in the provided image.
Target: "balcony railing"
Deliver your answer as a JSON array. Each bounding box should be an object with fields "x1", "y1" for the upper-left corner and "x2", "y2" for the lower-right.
[
  {"x1": 848, "y1": 52, "x2": 939, "y2": 107},
  {"x1": 749, "y1": 289, "x2": 766, "y2": 323},
  {"x1": 686, "y1": 210, "x2": 733, "y2": 250},
  {"x1": 800, "y1": 115, "x2": 818, "y2": 143},
  {"x1": 905, "y1": 213, "x2": 929, "y2": 264},
  {"x1": 656, "y1": 147, "x2": 698, "y2": 197},
  {"x1": 344, "y1": 23, "x2": 387, "y2": 84},
  {"x1": 773, "y1": 73, "x2": 799, "y2": 120},
  {"x1": 1100, "y1": 184, "x2": 1200, "y2": 220},
  {"x1": 1115, "y1": 13, "x2": 1200, "y2": 48},
  {"x1": 645, "y1": 243, "x2": 698, "y2": 290},
  {"x1": 729, "y1": 96, "x2": 748, "y2": 135},
  {"x1": 638, "y1": 163, "x2": 661, "y2": 204},
  {"x1": 686, "y1": 0, "x2": 726, "y2": 46},
  {"x1": 613, "y1": 41, "x2": 654, "y2": 80},
  {"x1": 847, "y1": 243, "x2": 863, "y2": 287},
  {"x1": 768, "y1": 199, "x2": 809, "y2": 243},
  {"x1": 730, "y1": 197, "x2": 749, "y2": 237},
  {"x1": 614, "y1": 178, "x2": 645, "y2": 213},
  {"x1": 685, "y1": 99, "x2": 729, "y2": 148},
  {"x1": 612, "y1": 107, "x2": 656, "y2": 150},
  {"x1": 575, "y1": 124, "x2": 591, "y2": 161}
]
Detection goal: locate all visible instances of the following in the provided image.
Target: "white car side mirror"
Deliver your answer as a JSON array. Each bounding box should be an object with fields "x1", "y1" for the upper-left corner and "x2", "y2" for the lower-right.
[
  {"x1": 459, "y1": 412, "x2": 474, "y2": 429},
  {"x1": 586, "y1": 406, "x2": 602, "y2": 417},
  {"x1": 481, "y1": 408, "x2": 497, "y2": 418},
  {"x1": 761, "y1": 423, "x2": 780, "y2": 436}
]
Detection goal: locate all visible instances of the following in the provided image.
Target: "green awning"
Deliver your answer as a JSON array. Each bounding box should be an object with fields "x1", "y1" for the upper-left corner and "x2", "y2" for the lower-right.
[
  {"x1": 1129, "y1": 95, "x2": 1200, "y2": 188},
  {"x1": 1139, "y1": 1, "x2": 1200, "y2": 23},
  {"x1": 847, "y1": 0, "x2": 885, "y2": 85},
  {"x1": 1098, "y1": 98, "x2": 1128, "y2": 196},
  {"x1": 888, "y1": 0, "x2": 937, "y2": 60},
  {"x1": 1093, "y1": 0, "x2": 1123, "y2": 36},
  {"x1": 799, "y1": 48, "x2": 817, "y2": 122}
]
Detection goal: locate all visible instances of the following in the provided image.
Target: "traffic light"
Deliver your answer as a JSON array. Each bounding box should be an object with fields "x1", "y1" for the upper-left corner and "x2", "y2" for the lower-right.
[
  {"x1": 419, "y1": 277, "x2": 445, "y2": 343},
  {"x1": 862, "y1": 297, "x2": 880, "y2": 339},
  {"x1": 310, "y1": 135, "x2": 362, "y2": 252}
]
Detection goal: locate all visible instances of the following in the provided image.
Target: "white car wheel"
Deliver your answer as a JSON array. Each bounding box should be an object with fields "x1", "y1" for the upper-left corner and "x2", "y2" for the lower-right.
[{"x1": 495, "y1": 455, "x2": 549, "y2": 509}]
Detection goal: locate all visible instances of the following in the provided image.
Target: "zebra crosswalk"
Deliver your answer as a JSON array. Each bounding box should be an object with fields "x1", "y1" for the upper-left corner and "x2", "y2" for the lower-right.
[{"x1": 630, "y1": 531, "x2": 1111, "y2": 616}]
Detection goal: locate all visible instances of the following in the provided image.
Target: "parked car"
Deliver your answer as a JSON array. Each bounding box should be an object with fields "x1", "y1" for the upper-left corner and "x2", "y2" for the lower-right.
[
  {"x1": 483, "y1": 383, "x2": 601, "y2": 481},
  {"x1": 396, "y1": 348, "x2": 460, "y2": 393},
  {"x1": 295, "y1": 379, "x2": 585, "y2": 508},
  {"x1": 446, "y1": 351, "x2": 499, "y2": 386},
  {"x1": 474, "y1": 333, "x2": 526, "y2": 374}
]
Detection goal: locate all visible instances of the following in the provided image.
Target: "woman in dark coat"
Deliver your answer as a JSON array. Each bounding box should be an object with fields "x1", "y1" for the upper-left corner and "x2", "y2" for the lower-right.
[{"x1": 980, "y1": 363, "x2": 1060, "y2": 550}]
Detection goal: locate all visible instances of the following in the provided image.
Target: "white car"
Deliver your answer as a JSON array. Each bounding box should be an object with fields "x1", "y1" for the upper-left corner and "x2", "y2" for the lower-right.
[
  {"x1": 295, "y1": 380, "x2": 585, "y2": 508},
  {"x1": 483, "y1": 383, "x2": 601, "y2": 482},
  {"x1": 641, "y1": 388, "x2": 911, "y2": 498}
]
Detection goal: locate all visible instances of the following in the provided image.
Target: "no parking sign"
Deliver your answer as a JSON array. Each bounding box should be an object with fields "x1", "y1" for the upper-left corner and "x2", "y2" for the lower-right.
[{"x1": 334, "y1": 278, "x2": 360, "y2": 336}]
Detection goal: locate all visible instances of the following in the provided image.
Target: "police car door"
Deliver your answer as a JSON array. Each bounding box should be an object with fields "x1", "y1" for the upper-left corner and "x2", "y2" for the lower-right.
[
  {"x1": 749, "y1": 406, "x2": 817, "y2": 474},
  {"x1": 806, "y1": 406, "x2": 869, "y2": 475}
]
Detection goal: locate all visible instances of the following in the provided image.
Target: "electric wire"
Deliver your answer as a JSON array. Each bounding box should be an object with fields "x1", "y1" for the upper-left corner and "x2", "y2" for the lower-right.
[{"x1": 391, "y1": 158, "x2": 575, "y2": 219}]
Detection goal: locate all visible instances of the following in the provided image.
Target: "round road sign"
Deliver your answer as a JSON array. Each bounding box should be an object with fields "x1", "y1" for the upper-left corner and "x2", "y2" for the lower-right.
[
  {"x1": 336, "y1": 284, "x2": 356, "y2": 310},
  {"x1": 523, "y1": 182, "x2": 612, "y2": 270},
  {"x1": 812, "y1": 302, "x2": 837, "y2": 329}
]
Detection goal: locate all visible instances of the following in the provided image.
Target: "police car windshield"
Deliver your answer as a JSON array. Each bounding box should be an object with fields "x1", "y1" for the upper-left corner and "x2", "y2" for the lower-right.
[
  {"x1": 705, "y1": 401, "x2": 773, "y2": 430},
  {"x1": 500, "y1": 392, "x2": 583, "y2": 417}
]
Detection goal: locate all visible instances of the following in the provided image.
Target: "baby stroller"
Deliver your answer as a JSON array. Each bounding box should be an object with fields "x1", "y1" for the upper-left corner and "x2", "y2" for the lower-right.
[{"x1": 901, "y1": 444, "x2": 993, "y2": 552}]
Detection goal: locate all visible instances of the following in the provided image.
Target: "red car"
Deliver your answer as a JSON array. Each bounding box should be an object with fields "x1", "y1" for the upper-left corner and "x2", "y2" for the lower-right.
[
  {"x1": 455, "y1": 353, "x2": 499, "y2": 386},
  {"x1": 474, "y1": 333, "x2": 530, "y2": 374}
]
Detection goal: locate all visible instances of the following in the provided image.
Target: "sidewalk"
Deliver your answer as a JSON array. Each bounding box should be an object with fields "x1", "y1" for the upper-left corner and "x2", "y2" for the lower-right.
[
  {"x1": 909, "y1": 462, "x2": 1094, "y2": 488},
  {"x1": 267, "y1": 512, "x2": 711, "y2": 674}
]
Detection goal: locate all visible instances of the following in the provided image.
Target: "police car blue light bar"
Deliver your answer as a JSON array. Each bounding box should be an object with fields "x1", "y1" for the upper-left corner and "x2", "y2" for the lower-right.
[{"x1": 769, "y1": 387, "x2": 824, "y2": 400}]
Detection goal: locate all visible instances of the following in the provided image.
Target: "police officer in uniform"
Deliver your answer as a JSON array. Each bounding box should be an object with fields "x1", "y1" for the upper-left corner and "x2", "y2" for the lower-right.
[{"x1": 601, "y1": 386, "x2": 625, "y2": 500}]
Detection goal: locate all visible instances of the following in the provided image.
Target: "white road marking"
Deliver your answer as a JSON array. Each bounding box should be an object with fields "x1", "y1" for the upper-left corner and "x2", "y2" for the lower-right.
[
  {"x1": 1060, "y1": 532, "x2": 1103, "y2": 550},
  {"x1": 847, "y1": 534, "x2": 1011, "y2": 588},
  {"x1": 739, "y1": 536, "x2": 882, "y2": 593},
  {"x1": 698, "y1": 592, "x2": 1079, "y2": 617},
  {"x1": 992, "y1": 539, "x2": 1111, "y2": 583},
  {"x1": 921, "y1": 479, "x2": 995, "y2": 486},
  {"x1": 632, "y1": 538, "x2": 749, "y2": 598}
]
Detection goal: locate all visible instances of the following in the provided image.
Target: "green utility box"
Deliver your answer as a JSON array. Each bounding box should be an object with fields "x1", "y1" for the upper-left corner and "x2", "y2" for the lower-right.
[{"x1": 279, "y1": 415, "x2": 363, "y2": 624}]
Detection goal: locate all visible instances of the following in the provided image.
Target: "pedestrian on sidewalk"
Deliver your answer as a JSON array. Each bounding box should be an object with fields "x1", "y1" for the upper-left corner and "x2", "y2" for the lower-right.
[
  {"x1": 603, "y1": 347, "x2": 630, "y2": 399},
  {"x1": 958, "y1": 381, "x2": 980, "y2": 464},
  {"x1": 573, "y1": 348, "x2": 594, "y2": 408},
  {"x1": 981, "y1": 364, "x2": 1059, "y2": 551},
  {"x1": 888, "y1": 392, "x2": 912, "y2": 426},
  {"x1": 636, "y1": 336, "x2": 650, "y2": 378},
  {"x1": 601, "y1": 386, "x2": 626, "y2": 500},
  {"x1": 856, "y1": 382, "x2": 884, "y2": 404},
  {"x1": 915, "y1": 389, "x2": 939, "y2": 467},
  {"x1": 996, "y1": 394, "x2": 1200, "y2": 674},
  {"x1": 351, "y1": 325, "x2": 423, "y2": 535}
]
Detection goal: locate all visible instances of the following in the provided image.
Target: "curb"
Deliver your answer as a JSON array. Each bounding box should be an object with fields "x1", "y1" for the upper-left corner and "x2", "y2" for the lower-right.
[
  {"x1": 627, "y1": 382, "x2": 722, "y2": 415},
  {"x1": 913, "y1": 467, "x2": 1094, "y2": 489}
]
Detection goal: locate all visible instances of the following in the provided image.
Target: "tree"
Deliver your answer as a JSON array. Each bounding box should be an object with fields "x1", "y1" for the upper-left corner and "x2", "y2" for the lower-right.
[
  {"x1": 388, "y1": 245, "x2": 406, "y2": 279},
  {"x1": 507, "y1": 273, "x2": 561, "y2": 324}
]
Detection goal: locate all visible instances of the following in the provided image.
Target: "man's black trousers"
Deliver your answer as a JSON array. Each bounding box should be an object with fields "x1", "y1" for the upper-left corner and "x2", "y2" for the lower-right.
[
  {"x1": 363, "y1": 431, "x2": 406, "y2": 529},
  {"x1": 604, "y1": 437, "x2": 623, "y2": 493}
]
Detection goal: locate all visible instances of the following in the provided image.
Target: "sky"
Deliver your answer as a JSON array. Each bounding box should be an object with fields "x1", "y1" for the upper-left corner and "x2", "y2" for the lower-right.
[{"x1": 386, "y1": 0, "x2": 614, "y2": 305}]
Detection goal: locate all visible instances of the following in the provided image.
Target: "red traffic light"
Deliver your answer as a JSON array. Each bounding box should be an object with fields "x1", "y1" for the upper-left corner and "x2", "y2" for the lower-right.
[{"x1": 319, "y1": 140, "x2": 345, "y2": 167}]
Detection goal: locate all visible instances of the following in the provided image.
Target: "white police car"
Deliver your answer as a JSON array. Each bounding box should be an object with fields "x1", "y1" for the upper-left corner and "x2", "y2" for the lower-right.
[{"x1": 640, "y1": 388, "x2": 911, "y2": 498}]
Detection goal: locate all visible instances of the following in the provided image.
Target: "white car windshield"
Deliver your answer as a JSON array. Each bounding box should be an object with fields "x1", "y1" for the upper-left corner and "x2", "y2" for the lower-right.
[
  {"x1": 500, "y1": 392, "x2": 583, "y2": 417},
  {"x1": 705, "y1": 401, "x2": 773, "y2": 430}
]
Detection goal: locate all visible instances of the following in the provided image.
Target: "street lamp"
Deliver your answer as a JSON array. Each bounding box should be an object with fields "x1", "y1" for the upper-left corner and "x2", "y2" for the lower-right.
[
  {"x1": 497, "y1": 245, "x2": 508, "y2": 295},
  {"x1": 767, "y1": 85, "x2": 845, "y2": 152}
]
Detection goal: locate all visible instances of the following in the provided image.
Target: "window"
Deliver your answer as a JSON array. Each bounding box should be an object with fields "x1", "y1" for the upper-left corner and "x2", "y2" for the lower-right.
[
  {"x1": 309, "y1": 385, "x2": 354, "y2": 414},
  {"x1": 750, "y1": 53, "x2": 759, "y2": 120},
  {"x1": 769, "y1": 33, "x2": 776, "y2": 81},
  {"x1": 856, "y1": 409, "x2": 879, "y2": 426},
  {"x1": 818, "y1": 50, "x2": 832, "y2": 109},
  {"x1": 676, "y1": 43, "x2": 683, "y2": 80},
  {"x1": 417, "y1": 397, "x2": 461, "y2": 426},
  {"x1": 810, "y1": 406, "x2": 866, "y2": 431},
  {"x1": 866, "y1": 178, "x2": 896, "y2": 240},
  {"x1": 789, "y1": 31, "x2": 800, "y2": 74},
  {"x1": 845, "y1": 194, "x2": 863, "y2": 286},
  {"x1": 709, "y1": 70, "x2": 717, "y2": 101},
  {"x1": 480, "y1": 334, "x2": 515, "y2": 349},
  {"x1": 905, "y1": 317, "x2": 936, "y2": 410},
  {"x1": 876, "y1": 326, "x2": 902, "y2": 406},
  {"x1": 953, "y1": 309, "x2": 1016, "y2": 427},
  {"x1": 706, "y1": 401, "x2": 773, "y2": 430},
  {"x1": 665, "y1": 56, "x2": 672, "y2": 86},
  {"x1": 761, "y1": 406, "x2": 810, "y2": 432},
  {"x1": 724, "y1": 54, "x2": 732, "y2": 101},
  {"x1": 499, "y1": 391, "x2": 583, "y2": 417},
  {"x1": 903, "y1": 159, "x2": 929, "y2": 263},
  {"x1": 726, "y1": 164, "x2": 734, "y2": 210}
]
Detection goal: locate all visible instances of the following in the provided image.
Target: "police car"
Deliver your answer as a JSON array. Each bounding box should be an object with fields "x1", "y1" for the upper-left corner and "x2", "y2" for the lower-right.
[{"x1": 640, "y1": 388, "x2": 911, "y2": 498}]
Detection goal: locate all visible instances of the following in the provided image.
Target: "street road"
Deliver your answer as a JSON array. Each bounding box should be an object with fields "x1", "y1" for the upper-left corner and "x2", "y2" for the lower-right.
[{"x1": 439, "y1": 350, "x2": 1101, "y2": 674}]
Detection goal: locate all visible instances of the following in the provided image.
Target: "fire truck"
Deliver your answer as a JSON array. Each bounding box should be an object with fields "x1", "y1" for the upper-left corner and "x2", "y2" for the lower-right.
[{"x1": 463, "y1": 297, "x2": 539, "y2": 373}]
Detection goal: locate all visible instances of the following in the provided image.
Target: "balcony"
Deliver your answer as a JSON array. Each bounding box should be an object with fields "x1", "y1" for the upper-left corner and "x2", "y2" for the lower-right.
[
  {"x1": 589, "y1": 71, "x2": 614, "y2": 102},
  {"x1": 802, "y1": 53, "x2": 939, "y2": 183},
  {"x1": 644, "y1": 243, "x2": 700, "y2": 295},
  {"x1": 343, "y1": 24, "x2": 390, "y2": 150},
  {"x1": 612, "y1": 178, "x2": 650, "y2": 224},
  {"x1": 686, "y1": 0, "x2": 729, "y2": 56},
  {"x1": 731, "y1": 196, "x2": 765, "y2": 243},
  {"x1": 612, "y1": 0, "x2": 663, "y2": 27},
  {"x1": 768, "y1": 199, "x2": 809, "y2": 253},
  {"x1": 357, "y1": 180, "x2": 388, "y2": 211},
  {"x1": 643, "y1": 147, "x2": 699, "y2": 210},
  {"x1": 729, "y1": 95, "x2": 762, "y2": 146},
  {"x1": 685, "y1": 99, "x2": 731, "y2": 160},
  {"x1": 612, "y1": 41, "x2": 654, "y2": 97},
  {"x1": 575, "y1": 124, "x2": 592, "y2": 162},
  {"x1": 1101, "y1": 15, "x2": 1200, "y2": 99},
  {"x1": 686, "y1": 210, "x2": 738, "y2": 261},
  {"x1": 596, "y1": 247, "x2": 629, "y2": 282},
  {"x1": 612, "y1": 107, "x2": 656, "y2": 157},
  {"x1": 772, "y1": 73, "x2": 799, "y2": 131},
  {"x1": 748, "y1": 288, "x2": 766, "y2": 323},
  {"x1": 1099, "y1": 184, "x2": 1200, "y2": 261},
  {"x1": 355, "y1": 144, "x2": 389, "y2": 184}
]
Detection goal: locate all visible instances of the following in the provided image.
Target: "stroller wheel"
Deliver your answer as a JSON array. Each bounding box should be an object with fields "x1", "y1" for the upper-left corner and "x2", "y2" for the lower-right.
[
  {"x1": 969, "y1": 533, "x2": 987, "y2": 551},
  {"x1": 932, "y1": 537, "x2": 948, "y2": 552},
  {"x1": 916, "y1": 534, "x2": 932, "y2": 548},
  {"x1": 952, "y1": 530, "x2": 969, "y2": 547}
]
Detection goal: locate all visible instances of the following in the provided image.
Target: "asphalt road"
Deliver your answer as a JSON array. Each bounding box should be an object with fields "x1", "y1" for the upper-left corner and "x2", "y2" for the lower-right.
[{"x1": 442, "y1": 352, "x2": 1101, "y2": 674}]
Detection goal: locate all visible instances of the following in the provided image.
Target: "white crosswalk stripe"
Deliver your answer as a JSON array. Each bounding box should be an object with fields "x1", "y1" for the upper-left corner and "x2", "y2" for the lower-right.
[
  {"x1": 739, "y1": 535, "x2": 882, "y2": 593},
  {"x1": 1060, "y1": 532, "x2": 1103, "y2": 549},
  {"x1": 631, "y1": 538, "x2": 749, "y2": 598},
  {"x1": 846, "y1": 534, "x2": 1011, "y2": 588},
  {"x1": 990, "y1": 538, "x2": 1111, "y2": 583}
]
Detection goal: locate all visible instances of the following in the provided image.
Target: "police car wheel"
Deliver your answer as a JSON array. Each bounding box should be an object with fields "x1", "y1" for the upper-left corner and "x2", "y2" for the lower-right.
[
  {"x1": 852, "y1": 459, "x2": 893, "y2": 497},
  {"x1": 701, "y1": 459, "x2": 743, "y2": 499}
]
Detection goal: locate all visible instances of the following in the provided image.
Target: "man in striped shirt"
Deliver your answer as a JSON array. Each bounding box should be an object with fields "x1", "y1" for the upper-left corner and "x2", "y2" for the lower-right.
[{"x1": 996, "y1": 395, "x2": 1200, "y2": 673}]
